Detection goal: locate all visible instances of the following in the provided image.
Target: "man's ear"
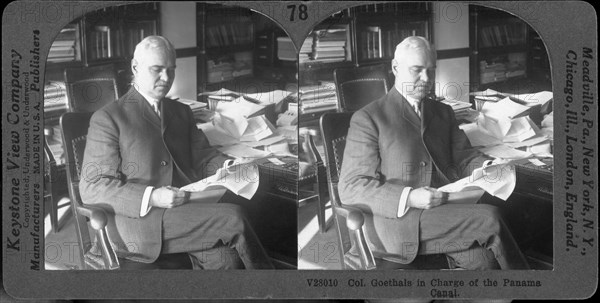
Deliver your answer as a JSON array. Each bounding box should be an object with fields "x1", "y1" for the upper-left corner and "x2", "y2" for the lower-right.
[
  {"x1": 131, "y1": 59, "x2": 138, "y2": 74},
  {"x1": 391, "y1": 60, "x2": 398, "y2": 76}
]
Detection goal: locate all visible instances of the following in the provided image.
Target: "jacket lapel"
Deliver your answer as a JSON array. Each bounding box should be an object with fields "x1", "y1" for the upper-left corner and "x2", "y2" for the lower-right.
[
  {"x1": 160, "y1": 99, "x2": 175, "y2": 135},
  {"x1": 421, "y1": 97, "x2": 434, "y2": 135},
  {"x1": 134, "y1": 90, "x2": 161, "y2": 130},
  {"x1": 394, "y1": 89, "x2": 420, "y2": 130}
]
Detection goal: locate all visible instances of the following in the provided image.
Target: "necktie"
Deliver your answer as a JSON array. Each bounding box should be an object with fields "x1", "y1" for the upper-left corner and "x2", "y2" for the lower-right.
[
  {"x1": 152, "y1": 100, "x2": 161, "y2": 118},
  {"x1": 414, "y1": 101, "x2": 421, "y2": 119}
]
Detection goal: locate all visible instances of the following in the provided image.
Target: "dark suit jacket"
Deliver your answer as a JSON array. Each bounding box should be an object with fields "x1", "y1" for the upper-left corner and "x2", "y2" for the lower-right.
[
  {"x1": 338, "y1": 87, "x2": 489, "y2": 263},
  {"x1": 80, "y1": 88, "x2": 228, "y2": 262}
]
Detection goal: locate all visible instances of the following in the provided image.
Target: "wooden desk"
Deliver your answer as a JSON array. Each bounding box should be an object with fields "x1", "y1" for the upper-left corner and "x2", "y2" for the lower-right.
[
  {"x1": 234, "y1": 157, "x2": 298, "y2": 268},
  {"x1": 499, "y1": 158, "x2": 553, "y2": 269}
]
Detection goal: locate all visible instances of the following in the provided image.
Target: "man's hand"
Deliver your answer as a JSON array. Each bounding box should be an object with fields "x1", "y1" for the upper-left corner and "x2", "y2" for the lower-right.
[
  {"x1": 407, "y1": 186, "x2": 448, "y2": 209},
  {"x1": 149, "y1": 186, "x2": 189, "y2": 208}
]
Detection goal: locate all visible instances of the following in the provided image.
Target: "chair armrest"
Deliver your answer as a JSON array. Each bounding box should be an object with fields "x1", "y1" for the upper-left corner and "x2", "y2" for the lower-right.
[
  {"x1": 76, "y1": 204, "x2": 108, "y2": 230},
  {"x1": 334, "y1": 204, "x2": 376, "y2": 270},
  {"x1": 333, "y1": 204, "x2": 364, "y2": 231},
  {"x1": 76, "y1": 204, "x2": 119, "y2": 270}
]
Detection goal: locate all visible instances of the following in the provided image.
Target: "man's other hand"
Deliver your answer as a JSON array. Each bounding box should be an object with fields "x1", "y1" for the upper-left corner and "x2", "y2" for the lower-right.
[
  {"x1": 150, "y1": 186, "x2": 189, "y2": 208},
  {"x1": 407, "y1": 186, "x2": 448, "y2": 209}
]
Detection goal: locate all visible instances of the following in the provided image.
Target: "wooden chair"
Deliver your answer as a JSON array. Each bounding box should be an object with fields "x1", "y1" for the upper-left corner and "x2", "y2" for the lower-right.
[
  {"x1": 333, "y1": 64, "x2": 390, "y2": 112},
  {"x1": 298, "y1": 127, "x2": 329, "y2": 233},
  {"x1": 64, "y1": 64, "x2": 119, "y2": 113},
  {"x1": 42, "y1": 64, "x2": 120, "y2": 234},
  {"x1": 316, "y1": 112, "x2": 450, "y2": 270},
  {"x1": 43, "y1": 136, "x2": 63, "y2": 233},
  {"x1": 60, "y1": 112, "x2": 193, "y2": 270}
]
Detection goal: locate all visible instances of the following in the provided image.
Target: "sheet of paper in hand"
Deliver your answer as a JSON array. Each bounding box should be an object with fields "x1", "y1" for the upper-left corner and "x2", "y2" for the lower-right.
[
  {"x1": 180, "y1": 163, "x2": 260, "y2": 200},
  {"x1": 438, "y1": 162, "x2": 516, "y2": 201}
]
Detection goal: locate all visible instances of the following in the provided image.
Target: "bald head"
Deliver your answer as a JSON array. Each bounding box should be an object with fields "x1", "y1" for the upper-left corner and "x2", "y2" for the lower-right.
[
  {"x1": 391, "y1": 36, "x2": 436, "y2": 100},
  {"x1": 133, "y1": 36, "x2": 176, "y2": 62},
  {"x1": 131, "y1": 36, "x2": 176, "y2": 100},
  {"x1": 393, "y1": 36, "x2": 436, "y2": 63}
]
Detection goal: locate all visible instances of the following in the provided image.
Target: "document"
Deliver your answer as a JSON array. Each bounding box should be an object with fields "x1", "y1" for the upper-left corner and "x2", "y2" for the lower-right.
[
  {"x1": 218, "y1": 144, "x2": 272, "y2": 159},
  {"x1": 460, "y1": 123, "x2": 502, "y2": 147},
  {"x1": 244, "y1": 90, "x2": 292, "y2": 105},
  {"x1": 239, "y1": 115, "x2": 276, "y2": 142},
  {"x1": 528, "y1": 142, "x2": 553, "y2": 158},
  {"x1": 510, "y1": 91, "x2": 553, "y2": 106},
  {"x1": 202, "y1": 88, "x2": 292, "y2": 107},
  {"x1": 506, "y1": 135, "x2": 548, "y2": 148},
  {"x1": 214, "y1": 113, "x2": 275, "y2": 142},
  {"x1": 197, "y1": 121, "x2": 239, "y2": 147},
  {"x1": 198, "y1": 88, "x2": 240, "y2": 101},
  {"x1": 469, "y1": 88, "x2": 504, "y2": 98},
  {"x1": 478, "y1": 115, "x2": 538, "y2": 142},
  {"x1": 216, "y1": 96, "x2": 267, "y2": 118},
  {"x1": 181, "y1": 162, "x2": 260, "y2": 200},
  {"x1": 501, "y1": 116, "x2": 539, "y2": 143},
  {"x1": 528, "y1": 158, "x2": 548, "y2": 166},
  {"x1": 240, "y1": 135, "x2": 286, "y2": 148},
  {"x1": 438, "y1": 162, "x2": 516, "y2": 201},
  {"x1": 175, "y1": 98, "x2": 208, "y2": 110},
  {"x1": 482, "y1": 97, "x2": 531, "y2": 119},
  {"x1": 479, "y1": 144, "x2": 533, "y2": 159}
]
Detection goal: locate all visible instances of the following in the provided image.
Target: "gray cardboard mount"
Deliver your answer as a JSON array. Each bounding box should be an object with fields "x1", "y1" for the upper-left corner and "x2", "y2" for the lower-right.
[{"x1": 2, "y1": 0, "x2": 597, "y2": 300}]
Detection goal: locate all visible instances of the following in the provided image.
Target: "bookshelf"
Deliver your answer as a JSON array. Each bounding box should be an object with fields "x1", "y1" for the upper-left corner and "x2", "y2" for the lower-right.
[
  {"x1": 469, "y1": 5, "x2": 550, "y2": 93},
  {"x1": 197, "y1": 3, "x2": 296, "y2": 96}
]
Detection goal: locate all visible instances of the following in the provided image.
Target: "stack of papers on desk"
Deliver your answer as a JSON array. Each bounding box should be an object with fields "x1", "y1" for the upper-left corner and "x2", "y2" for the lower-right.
[
  {"x1": 200, "y1": 88, "x2": 292, "y2": 106},
  {"x1": 442, "y1": 99, "x2": 472, "y2": 112},
  {"x1": 199, "y1": 88, "x2": 240, "y2": 101},
  {"x1": 213, "y1": 113, "x2": 275, "y2": 142},
  {"x1": 216, "y1": 96, "x2": 268, "y2": 118},
  {"x1": 510, "y1": 91, "x2": 553, "y2": 107},
  {"x1": 460, "y1": 123, "x2": 501, "y2": 147},
  {"x1": 197, "y1": 116, "x2": 297, "y2": 160},
  {"x1": 479, "y1": 97, "x2": 539, "y2": 143},
  {"x1": 175, "y1": 98, "x2": 209, "y2": 121},
  {"x1": 244, "y1": 90, "x2": 293, "y2": 106},
  {"x1": 482, "y1": 97, "x2": 531, "y2": 119},
  {"x1": 470, "y1": 88, "x2": 505, "y2": 102}
]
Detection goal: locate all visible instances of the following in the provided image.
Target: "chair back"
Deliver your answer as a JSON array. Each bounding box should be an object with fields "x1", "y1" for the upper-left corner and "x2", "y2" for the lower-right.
[
  {"x1": 319, "y1": 112, "x2": 355, "y2": 268},
  {"x1": 60, "y1": 112, "x2": 94, "y2": 259},
  {"x1": 64, "y1": 64, "x2": 118, "y2": 113},
  {"x1": 334, "y1": 64, "x2": 389, "y2": 112}
]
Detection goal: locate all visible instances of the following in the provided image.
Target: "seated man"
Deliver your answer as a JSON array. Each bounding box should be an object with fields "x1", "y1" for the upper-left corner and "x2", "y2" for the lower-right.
[
  {"x1": 338, "y1": 36, "x2": 529, "y2": 270},
  {"x1": 79, "y1": 36, "x2": 273, "y2": 269}
]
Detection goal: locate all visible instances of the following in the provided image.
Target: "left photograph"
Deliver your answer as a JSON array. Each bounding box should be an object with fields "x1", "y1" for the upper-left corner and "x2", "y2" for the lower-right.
[{"x1": 43, "y1": 2, "x2": 299, "y2": 270}]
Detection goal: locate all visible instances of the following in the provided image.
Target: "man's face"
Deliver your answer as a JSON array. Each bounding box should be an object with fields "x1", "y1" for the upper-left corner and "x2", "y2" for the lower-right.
[
  {"x1": 132, "y1": 47, "x2": 176, "y2": 100},
  {"x1": 392, "y1": 48, "x2": 435, "y2": 100}
]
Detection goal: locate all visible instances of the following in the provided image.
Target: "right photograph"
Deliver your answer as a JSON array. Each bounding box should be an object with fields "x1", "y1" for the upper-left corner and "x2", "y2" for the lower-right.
[{"x1": 297, "y1": 3, "x2": 553, "y2": 271}]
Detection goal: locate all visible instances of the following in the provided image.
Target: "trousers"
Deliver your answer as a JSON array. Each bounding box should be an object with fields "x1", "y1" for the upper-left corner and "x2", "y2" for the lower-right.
[
  {"x1": 160, "y1": 193, "x2": 274, "y2": 269},
  {"x1": 418, "y1": 203, "x2": 530, "y2": 270}
]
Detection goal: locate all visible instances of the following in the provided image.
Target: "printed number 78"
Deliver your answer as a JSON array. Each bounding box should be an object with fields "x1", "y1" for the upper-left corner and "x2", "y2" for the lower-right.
[{"x1": 288, "y1": 4, "x2": 308, "y2": 21}]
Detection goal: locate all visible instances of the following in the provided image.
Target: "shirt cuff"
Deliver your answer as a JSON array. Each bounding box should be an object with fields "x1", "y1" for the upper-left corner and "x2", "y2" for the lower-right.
[
  {"x1": 140, "y1": 186, "x2": 154, "y2": 217},
  {"x1": 397, "y1": 187, "x2": 412, "y2": 218}
]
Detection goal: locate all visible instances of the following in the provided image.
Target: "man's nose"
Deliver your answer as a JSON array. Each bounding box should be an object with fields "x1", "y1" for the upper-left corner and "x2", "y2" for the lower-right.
[
  {"x1": 159, "y1": 69, "x2": 171, "y2": 81},
  {"x1": 419, "y1": 69, "x2": 430, "y2": 82}
]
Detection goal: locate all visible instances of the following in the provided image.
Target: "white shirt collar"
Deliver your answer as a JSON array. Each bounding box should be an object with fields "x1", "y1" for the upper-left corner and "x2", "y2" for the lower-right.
[
  {"x1": 398, "y1": 89, "x2": 422, "y2": 109},
  {"x1": 135, "y1": 87, "x2": 160, "y2": 107}
]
